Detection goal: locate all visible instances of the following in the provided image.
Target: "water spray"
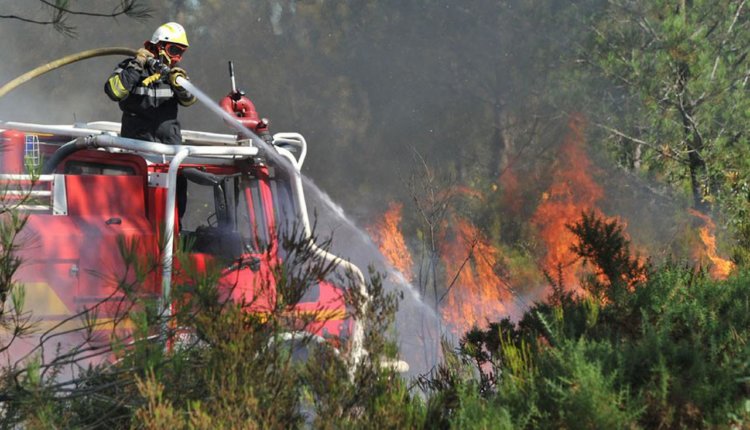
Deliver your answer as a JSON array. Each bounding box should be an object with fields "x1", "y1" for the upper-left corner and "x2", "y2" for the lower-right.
[
  {"x1": 178, "y1": 77, "x2": 438, "y2": 312},
  {"x1": 180, "y1": 78, "x2": 444, "y2": 373},
  {"x1": 0, "y1": 48, "x2": 442, "y2": 374}
]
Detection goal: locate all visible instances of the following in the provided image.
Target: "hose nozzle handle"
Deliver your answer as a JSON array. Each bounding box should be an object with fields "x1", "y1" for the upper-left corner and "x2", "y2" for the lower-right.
[{"x1": 146, "y1": 57, "x2": 171, "y2": 76}]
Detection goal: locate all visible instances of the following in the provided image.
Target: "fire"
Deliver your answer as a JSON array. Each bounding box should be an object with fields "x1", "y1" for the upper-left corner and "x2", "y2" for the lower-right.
[
  {"x1": 368, "y1": 202, "x2": 414, "y2": 281},
  {"x1": 531, "y1": 114, "x2": 603, "y2": 292},
  {"x1": 689, "y1": 209, "x2": 734, "y2": 279},
  {"x1": 365, "y1": 110, "x2": 733, "y2": 342},
  {"x1": 440, "y1": 218, "x2": 511, "y2": 334},
  {"x1": 368, "y1": 113, "x2": 661, "y2": 336},
  {"x1": 369, "y1": 201, "x2": 513, "y2": 334}
]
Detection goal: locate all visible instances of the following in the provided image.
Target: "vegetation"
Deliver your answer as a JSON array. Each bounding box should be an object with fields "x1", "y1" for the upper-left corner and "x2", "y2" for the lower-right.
[
  {"x1": 1, "y1": 204, "x2": 747, "y2": 428},
  {"x1": 582, "y1": 0, "x2": 750, "y2": 260},
  {"x1": 425, "y1": 212, "x2": 750, "y2": 429},
  {"x1": 0, "y1": 227, "x2": 424, "y2": 429},
  {"x1": 0, "y1": 1, "x2": 151, "y2": 36}
]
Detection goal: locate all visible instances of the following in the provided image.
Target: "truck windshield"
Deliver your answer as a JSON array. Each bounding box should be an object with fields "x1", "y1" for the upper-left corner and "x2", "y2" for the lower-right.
[
  {"x1": 180, "y1": 172, "x2": 258, "y2": 261},
  {"x1": 179, "y1": 170, "x2": 296, "y2": 261}
]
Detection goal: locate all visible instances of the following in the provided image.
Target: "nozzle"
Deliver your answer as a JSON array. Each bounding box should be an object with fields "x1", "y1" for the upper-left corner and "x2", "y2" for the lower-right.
[
  {"x1": 229, "y1": 60, "x2": 237, "y2": 94},
  {"x1": 146, "y1": 57, "x2": 170, "y2": 76}
]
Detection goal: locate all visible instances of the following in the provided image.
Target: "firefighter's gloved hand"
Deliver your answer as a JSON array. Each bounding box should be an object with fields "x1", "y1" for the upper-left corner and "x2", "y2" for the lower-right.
[
  {"x1": 135, "y1": 48, "x2": 154, "y2": 67},
  {"x1": 170, "y1": 68, "x2": 197, "y2": 106},
  {"x1": 169, "y1": 67, "x2": 188, "y2": 89}
]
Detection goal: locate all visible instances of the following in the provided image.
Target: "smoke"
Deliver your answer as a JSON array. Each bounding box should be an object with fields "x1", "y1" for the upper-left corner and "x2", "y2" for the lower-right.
[
  {"x1": 0, "y1": 3, "x2": 154, "y2": 124},
  {"x1": 0, "y1": 0, "x2": 717, "y2": 378}
]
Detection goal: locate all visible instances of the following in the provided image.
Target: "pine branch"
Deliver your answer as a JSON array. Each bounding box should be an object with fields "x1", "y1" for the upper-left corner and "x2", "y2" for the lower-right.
[
  {"x1": 38, "y1": 0, "x2": 151, "y2": 19},
  {"x1": 0, "y1": 1, "x2": 152, "y2": 36},
  {"x1": 594, "y1": 121, "x2": 691, "y2": 165}
]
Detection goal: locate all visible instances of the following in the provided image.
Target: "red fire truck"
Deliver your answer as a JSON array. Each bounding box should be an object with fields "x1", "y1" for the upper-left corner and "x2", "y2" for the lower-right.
[{"x1": 0, "y1": 101, "x2": 367, "y2": 364}]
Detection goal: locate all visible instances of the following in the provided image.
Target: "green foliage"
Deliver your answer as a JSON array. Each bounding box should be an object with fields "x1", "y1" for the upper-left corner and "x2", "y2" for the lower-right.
[
  {"x1": 1, "y1": 180, "x2": 749, "y2": 429},
  {"x1": 0, "y1": 211, "x2": 28, "y2": 312},
  {"x1": 583, "y1": 0, "x2": 750, "y2": 252},
  {"x1": 426, "y1": 212, "x2": 750, "y2": 428},
  {"x1": 0, "y1": 226, "x2": 429, "y2": 429},
  {"x1": 569, "y1": 211, "x2": 650, "y2": 298},
  {"x1": 446, "y1": 384, "x2": 515, "y2": 430}
]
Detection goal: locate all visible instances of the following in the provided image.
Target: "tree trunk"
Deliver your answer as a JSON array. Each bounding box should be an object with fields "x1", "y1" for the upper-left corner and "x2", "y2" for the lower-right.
[
  {"x1": 675, "y1": 51, "x2": 709, "y2": 213},
  {"x1": 633, "y1": 142, "x2": 642, "y2": 170},
  {"x1": 687, "y1": 146, "x2": 709, "y2": 213},
  {"x1": 488, "y1": 107, "x2": 512, "y2": 180},
  {"x1": 681, "y1": 107, "x2": 709, "y2": 213}
]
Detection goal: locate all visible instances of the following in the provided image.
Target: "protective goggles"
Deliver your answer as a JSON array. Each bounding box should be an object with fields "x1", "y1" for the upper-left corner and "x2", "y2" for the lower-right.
[{"x1": 162, "y1": 43, "x2": 187, "y2": 62}]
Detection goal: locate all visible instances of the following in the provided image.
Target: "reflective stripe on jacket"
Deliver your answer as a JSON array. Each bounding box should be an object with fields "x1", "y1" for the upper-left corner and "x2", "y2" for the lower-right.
[
  {"x1": 104, "y1": 58, "x2": 196, "y2": 145},
  {"x1": 104, "y1": 58, "x2": 195, "y2": 125}
]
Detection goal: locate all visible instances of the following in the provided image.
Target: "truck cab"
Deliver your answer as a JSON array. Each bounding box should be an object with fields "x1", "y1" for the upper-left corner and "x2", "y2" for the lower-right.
[{"x1": 0, "y1": 121, "x2": 366, "y2": 364}]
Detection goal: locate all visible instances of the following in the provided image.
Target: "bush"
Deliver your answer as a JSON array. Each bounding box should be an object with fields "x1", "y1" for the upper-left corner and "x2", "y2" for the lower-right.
[
  {"x1": 0, "y1": 228, "x2": 427, "y2": 429},
  {"x1": 4, "y1": 208, "x2": 750, "y2": 428},
  {"x1": 426, "y1": 212, "x2": 750, "y2": 429}
]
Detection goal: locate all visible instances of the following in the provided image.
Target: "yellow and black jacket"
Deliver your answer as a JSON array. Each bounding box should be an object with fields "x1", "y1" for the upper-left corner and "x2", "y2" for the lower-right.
[{"x1": 104, "y1": 58, "x2": 196, "y2": 145}]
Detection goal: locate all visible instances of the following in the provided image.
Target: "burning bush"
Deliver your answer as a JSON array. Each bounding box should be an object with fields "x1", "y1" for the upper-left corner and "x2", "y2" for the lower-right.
[{"x1": 423, "y1": 212, "x2": 750, "y2": 429}]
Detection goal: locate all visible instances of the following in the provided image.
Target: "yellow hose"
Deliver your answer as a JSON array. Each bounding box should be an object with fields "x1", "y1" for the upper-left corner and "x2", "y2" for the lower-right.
[{"x1": 0, "y1": 47, "x2": 137, "y2": 99}]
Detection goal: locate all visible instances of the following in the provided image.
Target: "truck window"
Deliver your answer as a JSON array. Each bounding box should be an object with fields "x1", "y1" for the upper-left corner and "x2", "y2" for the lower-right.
[
  {"x1": 179, "y1": 173, "x2": 296, "y2": 259},
  {"x1": 64, "y1": 161, "x2": 136, "y2": 176},
  {"x1": 180, "y1": 175, "x2": 258, "y2": 260},
  {"x1": 247, "y1": 179, "x2": 270, "y2": 249},
  {"x1": 269, "y1": 178, "x2": 297, "y2": 237}
]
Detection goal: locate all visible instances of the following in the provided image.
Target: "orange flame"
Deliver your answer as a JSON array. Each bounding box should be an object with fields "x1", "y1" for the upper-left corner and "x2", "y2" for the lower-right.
[
  {"x1": 440, "y1": 218, "x2": 511, "y2": 334},
  {"x1": 368, "y1": 202, "x2": 414, "y2": 281},
  {"x1": 368, "y1": 115, "x2": 656, "y2": 336},
  {"x1": 689, "y1": 209, "x2": 734, "y2": 280},
  {"x1": 531, "y1": 114, "x2": 603, "y2": 292},
  {"x1": 370, "y1": 202, "x2": 514, "y2": 334}
]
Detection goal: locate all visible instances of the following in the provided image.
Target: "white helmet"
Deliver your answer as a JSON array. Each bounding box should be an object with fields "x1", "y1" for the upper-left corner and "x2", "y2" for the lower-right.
[{"x1": 149, "y1": 22, "x2": 189, "y2": 47}]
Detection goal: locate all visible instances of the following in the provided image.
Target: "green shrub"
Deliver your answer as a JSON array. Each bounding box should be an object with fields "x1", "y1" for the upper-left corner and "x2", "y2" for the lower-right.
[
  {"x1": 0, "y1": 229, "x2": 427, "y2": 429},
  {"x1": 428, "y1": 212, "x2": 750, "y2": 429}
]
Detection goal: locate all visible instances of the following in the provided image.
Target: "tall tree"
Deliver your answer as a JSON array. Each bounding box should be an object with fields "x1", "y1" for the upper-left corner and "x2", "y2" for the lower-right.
[{"x1": 584, "y1": 0, "x2": 750, "y2": 222}]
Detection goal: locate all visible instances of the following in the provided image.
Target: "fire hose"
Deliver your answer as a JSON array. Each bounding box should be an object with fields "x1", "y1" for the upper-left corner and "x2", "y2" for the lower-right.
[{"x1": 0, "y1": 47, "x2": 137, "y2": 99}]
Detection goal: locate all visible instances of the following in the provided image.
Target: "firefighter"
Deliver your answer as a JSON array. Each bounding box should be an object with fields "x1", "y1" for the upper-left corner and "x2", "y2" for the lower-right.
[
  {"x1": 104, "y1": 22, "x2": 196, "y2": 220},
  {"x1": 104, "y1": 22, "x2": 196, "y2": 145}
]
